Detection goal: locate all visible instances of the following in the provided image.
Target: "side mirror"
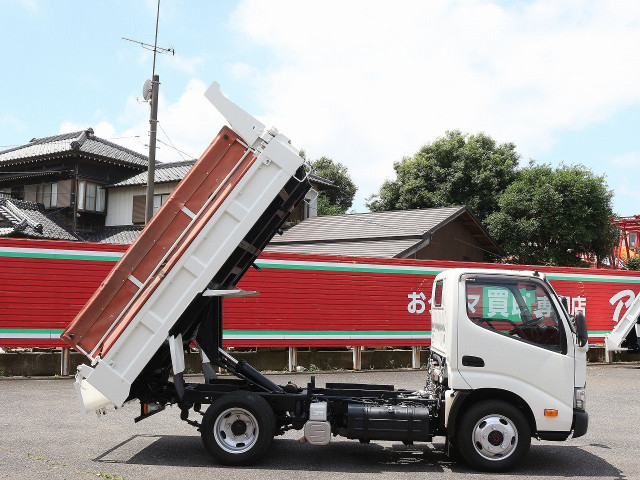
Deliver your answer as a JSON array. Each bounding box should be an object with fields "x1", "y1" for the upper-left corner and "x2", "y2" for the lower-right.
[
  {"x1": 575, "y1": 311, "x2": 588, "y2": 347},
  {"x1": 560, "y1": 296, "x2": 569, "y2": 312}
]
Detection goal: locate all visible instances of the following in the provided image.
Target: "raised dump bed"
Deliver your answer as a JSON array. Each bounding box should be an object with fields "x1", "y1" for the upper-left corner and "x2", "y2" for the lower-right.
[
  {"x1": 63, "y1": 82, "x2": 310, "y2": 410},
  {"x1": 62, "y1": 125, "x2": 258, "y2": 359}
]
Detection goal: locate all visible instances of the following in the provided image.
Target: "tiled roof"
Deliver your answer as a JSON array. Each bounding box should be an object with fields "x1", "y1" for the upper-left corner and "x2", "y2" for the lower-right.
[
  {"x1": 107, "y1": 160, "x2": 196, "y2": 187},
  {"x1": 266, "y1": 206, "x2": 501, "y2": 258},
  {"x1": 87, "y1": 226, "x2": 144, "y2": 244},
  {"x1": 0, "y1": 198, "x2": 79, "y2": 241},
  {"x1": 0, "y1": 129, "x2": 148, "y2": 168},
  {"x1": 107, "y1": 161, "x2": 336, "y2": 189}
]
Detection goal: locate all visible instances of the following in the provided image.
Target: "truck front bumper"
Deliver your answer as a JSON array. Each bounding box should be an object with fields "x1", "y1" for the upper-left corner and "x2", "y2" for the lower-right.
[{"x1": 572, "y1": 409, "x2": 589, "y2": 438}]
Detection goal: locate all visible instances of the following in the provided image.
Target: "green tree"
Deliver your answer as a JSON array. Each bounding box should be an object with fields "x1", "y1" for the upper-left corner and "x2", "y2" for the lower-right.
[
  {"x1": 485, "y1": 163, "x2": 617, "y2": 266},
  {"x1": 305, "y1": 156, "x2": 357, "y2": 215},
  {"x1": 366, "y1": 130, "x2": 519, "y2": 222},
  {"x1": 623, "y1": 257, "x2": 640, "y2": 271}
]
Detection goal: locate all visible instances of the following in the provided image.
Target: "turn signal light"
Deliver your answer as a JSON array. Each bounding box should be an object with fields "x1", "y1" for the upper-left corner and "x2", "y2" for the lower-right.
[{"x1": 544, "y1": 409, "x2": 558, "y2": 417}]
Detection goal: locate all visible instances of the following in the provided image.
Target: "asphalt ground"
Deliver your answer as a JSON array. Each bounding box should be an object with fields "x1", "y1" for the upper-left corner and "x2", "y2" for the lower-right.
[{"x1": 0, "y1": 364, "x2": 638, "y2": 480}]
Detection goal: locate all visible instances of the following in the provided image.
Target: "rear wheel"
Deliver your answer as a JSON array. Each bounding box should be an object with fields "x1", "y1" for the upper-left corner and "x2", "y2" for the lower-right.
[
  {"x1": 201, "y1": 392, "x2": 276, "y2": 465},
  {"x1": 457, "y1": 400, "x2": 531, "y2": 471}
]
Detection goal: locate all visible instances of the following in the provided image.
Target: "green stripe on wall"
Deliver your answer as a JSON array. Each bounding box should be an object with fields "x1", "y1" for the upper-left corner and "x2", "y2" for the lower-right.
[
  {"x1": 0, "y1": 251, "x2": 122, "y2": 262},
  {"x1": 255, "y1": 260, "x2": 640, "y2": 284},
  {"x1": 254, "y1": 261, "x2": 442, "y2": 276},
  {"x1": 0, "y1": 328, "x2": 65, "y2": 334}
]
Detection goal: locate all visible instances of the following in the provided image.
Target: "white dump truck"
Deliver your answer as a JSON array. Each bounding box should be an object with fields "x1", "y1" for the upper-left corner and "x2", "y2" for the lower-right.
[{"x1": 63, "y1": 82, "x2": 588, "y2": 472}]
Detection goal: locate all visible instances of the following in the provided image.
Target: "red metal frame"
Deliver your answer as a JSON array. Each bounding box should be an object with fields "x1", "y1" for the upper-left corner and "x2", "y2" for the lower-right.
[{"x1": 612, "y1": 215, "x2": 640, "y2": 269}]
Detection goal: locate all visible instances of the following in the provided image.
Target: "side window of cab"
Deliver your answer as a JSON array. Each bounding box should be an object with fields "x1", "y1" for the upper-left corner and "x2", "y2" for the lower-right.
[
  {"x1": 433, "y1": 280, "x2": 444, "y2": 307},
  {"x1": 465, "y1": 278, "x2": 565, "y2": 353}
]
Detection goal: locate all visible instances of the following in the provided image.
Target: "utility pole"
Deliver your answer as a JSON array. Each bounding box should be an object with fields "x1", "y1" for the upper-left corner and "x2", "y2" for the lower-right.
[
  {"x1": 123, "y1": 0, "x2": 174, "y2": 224},
  {"x1": 146, "y1": 73, "x2": 160, "y2": 224}
]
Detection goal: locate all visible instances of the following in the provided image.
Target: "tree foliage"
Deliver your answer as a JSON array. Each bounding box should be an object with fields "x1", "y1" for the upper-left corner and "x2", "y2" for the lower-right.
[
  {"x1": 366, "y1": 130, "x2": 519, "y2": 222},
  {"x1": 305, "y1": 156, "x2": 357, "y2": 215},
  {"x1": 623, "y1": 256, "x2": 640, "y2": 271},
  {"x1": 485, "y1": 163, "x2": 617, "y2": 266}
]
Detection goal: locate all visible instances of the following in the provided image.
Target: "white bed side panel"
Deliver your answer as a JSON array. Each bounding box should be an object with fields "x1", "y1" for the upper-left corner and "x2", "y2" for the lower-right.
[{"x1": 83, "y1": 143, "x2": 303, "y2": 407}]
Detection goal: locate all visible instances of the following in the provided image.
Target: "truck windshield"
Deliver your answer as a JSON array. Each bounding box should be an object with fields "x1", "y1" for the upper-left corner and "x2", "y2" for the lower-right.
[{"x1": 465, "y1": 278, "x2": 564, "y2": 353}]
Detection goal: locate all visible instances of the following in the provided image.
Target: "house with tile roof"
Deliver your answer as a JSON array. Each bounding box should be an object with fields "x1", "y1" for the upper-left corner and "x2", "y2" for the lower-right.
[
  {"x1": 0, "y1": 128, "x2": 147, "y2": 237},
  {"x1": 101, "y1": 161, "x2": 332, "y2": 242},
  {"x1": 0, "y1": 127, "x2": 338, "y2": 244},
  {"x1": 0, "y1": 198, "x2": 79, "y2": 241},
  {"x1": 266, "y1": 206, "x2": 502, "y2": 261}
]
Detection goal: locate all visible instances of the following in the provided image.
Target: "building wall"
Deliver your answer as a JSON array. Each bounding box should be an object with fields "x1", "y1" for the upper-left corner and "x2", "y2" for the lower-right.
[
  {"x1": 414, "y1": 219, "x2": 484, "y2": 262},
  {"x1": 105, "y1": 183, "x2": 178, "y2": 226},
  {"x1": 0, "y1": 240, "x2": 638, "y2": 348},
  {"x1": 107, "y1": 181, "x2": 318, "y2": 227}
]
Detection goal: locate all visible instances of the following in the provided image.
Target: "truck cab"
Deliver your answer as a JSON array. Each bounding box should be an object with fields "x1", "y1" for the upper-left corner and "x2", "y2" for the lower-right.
[{"x1": 429, "y1": 268, "x2": 589, "y2": 470}]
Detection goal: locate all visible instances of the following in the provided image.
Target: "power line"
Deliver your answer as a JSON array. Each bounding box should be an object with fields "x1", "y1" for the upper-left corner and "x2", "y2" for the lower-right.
[
  {"x1": 157, "y1": 123, "x2": 197, "y2": 161},
  {"x1": 156, "y1": 139, "x2": 197, "y2": 161}
]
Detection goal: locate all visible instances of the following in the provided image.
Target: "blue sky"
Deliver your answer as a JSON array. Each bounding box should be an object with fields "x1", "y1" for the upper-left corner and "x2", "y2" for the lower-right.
[{"x1": 1, "y1": 0, "x2": 639, "y2": 216}]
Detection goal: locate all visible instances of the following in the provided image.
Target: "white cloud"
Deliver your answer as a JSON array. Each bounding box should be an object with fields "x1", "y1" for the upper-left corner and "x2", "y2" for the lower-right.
[
  {"x1": 228, "y1": 62, "x2": 257, "y2": 80},
  {"x1": 226, "y1": 0, "x2": 640, "y2": 210},
  {"x1": 0, "y1": 114, "x2": 26, "y2": 132},
  {"x1": 612, "y1": 151, "x2": 640, "y2": 168},
  {"x1": 60, "y1": 79, "x2": 227, "y2": 164},
  {"x1": 615, "y1": 178, "x2": 640, "y2": 216},
  {"x1": 165, "y1": 54, "x2": 204, "y2": 75},
  {"x1": 19, "y1": 0, "x2": 38, "y2": 12},
  {"x1": 55, "y1": 1, "x2": 640, "y2": 214},
  {"x1": 59, "y1": 121, "x2": 116, "y2": 139}
]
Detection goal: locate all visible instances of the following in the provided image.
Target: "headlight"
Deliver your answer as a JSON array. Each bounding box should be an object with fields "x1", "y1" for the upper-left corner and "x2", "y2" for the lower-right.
[{"x1": 574, "y1": 387, "x2": 586, "y2": 410}]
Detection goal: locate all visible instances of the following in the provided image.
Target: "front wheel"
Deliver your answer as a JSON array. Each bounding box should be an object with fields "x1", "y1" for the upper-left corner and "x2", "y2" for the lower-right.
[
  {"x1": 201, "y1": 391, "x2": 276, "y2": 465},
  {"x1": 457, "y1": 400, "x2": 531, "y2": 471}
]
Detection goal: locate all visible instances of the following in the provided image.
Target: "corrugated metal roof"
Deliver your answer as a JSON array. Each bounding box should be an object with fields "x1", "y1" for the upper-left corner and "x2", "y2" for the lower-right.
[
  {"x1": 88, "y1": 226, "x2": 144, "y2": 244},
  {"x1": 270, "y1": 206, "x2": 465, "y2": 243},
  {"x1": 107, "y1": 160, "x2": 196, "y2": 187},
  {"x1": 107, "y1": 163, "x2": 336, "y2": 189},
  {"x1": 0, "y1": 199, "x2": 79, "y2": 241},
  {"x1": 266, "y1": 206, "x2": 501, "y2": 258},
  {"x1": 0, "y1": 129, "x2": 148, "y2": 168}
]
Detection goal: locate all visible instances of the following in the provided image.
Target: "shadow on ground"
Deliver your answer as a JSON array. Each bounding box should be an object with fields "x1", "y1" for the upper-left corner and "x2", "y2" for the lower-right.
[{"x1": 94, "y1": 435, "x2": 624, "y2": 477}]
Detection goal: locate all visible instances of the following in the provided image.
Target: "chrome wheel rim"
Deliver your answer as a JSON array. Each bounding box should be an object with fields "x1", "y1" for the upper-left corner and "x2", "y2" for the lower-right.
[
  {"x1": 471, "y1": 414, "x2": 518, "y2": 461},
  {"x1": 213, "y1": 407, "x2": 259, "y2": 454}
]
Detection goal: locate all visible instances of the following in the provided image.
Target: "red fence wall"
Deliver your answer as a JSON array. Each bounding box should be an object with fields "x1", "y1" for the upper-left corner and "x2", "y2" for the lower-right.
[
  {"x1": 1, "y1": 238, "x2": 639, "y2": 348},
  {"x1": 0, "y1": 239, "x2": 127, "y2": 347},
  {"x1": 224, "y1": 253, "x2": 640, "y2": 346}
]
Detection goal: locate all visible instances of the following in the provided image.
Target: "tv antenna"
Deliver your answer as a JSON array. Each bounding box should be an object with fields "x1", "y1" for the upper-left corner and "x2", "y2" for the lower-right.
[{"x1": 122, "y1": 0, "x2": 175, "y2": 224}]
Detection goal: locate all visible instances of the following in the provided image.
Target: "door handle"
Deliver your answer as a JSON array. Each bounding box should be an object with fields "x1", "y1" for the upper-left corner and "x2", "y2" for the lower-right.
[{"x1": 462, "y1": 355, "x2": 485, "y2": 367}]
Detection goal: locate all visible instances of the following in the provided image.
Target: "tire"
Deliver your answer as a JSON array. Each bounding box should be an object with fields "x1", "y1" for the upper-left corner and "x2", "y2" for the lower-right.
[
  {"x1": 201, "y1": 391, "x2": 276, "y2": 465},
  {"x1": 456, "y1": 400, "x2": 531, "y2": 472}
]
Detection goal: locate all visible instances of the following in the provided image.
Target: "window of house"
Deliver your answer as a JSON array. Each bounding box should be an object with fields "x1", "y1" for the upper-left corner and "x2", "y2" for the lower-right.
[
  {"x1": 77, "y1": 181, "x2": 86, "y2": 211},
  {"x1": 76, "y1": 181, "x2": 104, "y2": 213},
  {"x1": 40, "y1": 183, "x2": 57, "y2": 208},
  {"x1": 85, "y1": 183, "x2": 97, "y2": 211},
  {"x1": 153, "y1": 193, "x2": 170, "y2": 214},
  {"x1": 132, "y1": 195, "x2": 146, "y2": 224},
  {"x1": 96, "y1": 187, "x2": 105, "y2": 212},
  {"x1": 11, "y1": 185, "x2": 24, "y2": 200},
  {"x1": 132, "y1": 193, "x2": 171, "y2": 224}
]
